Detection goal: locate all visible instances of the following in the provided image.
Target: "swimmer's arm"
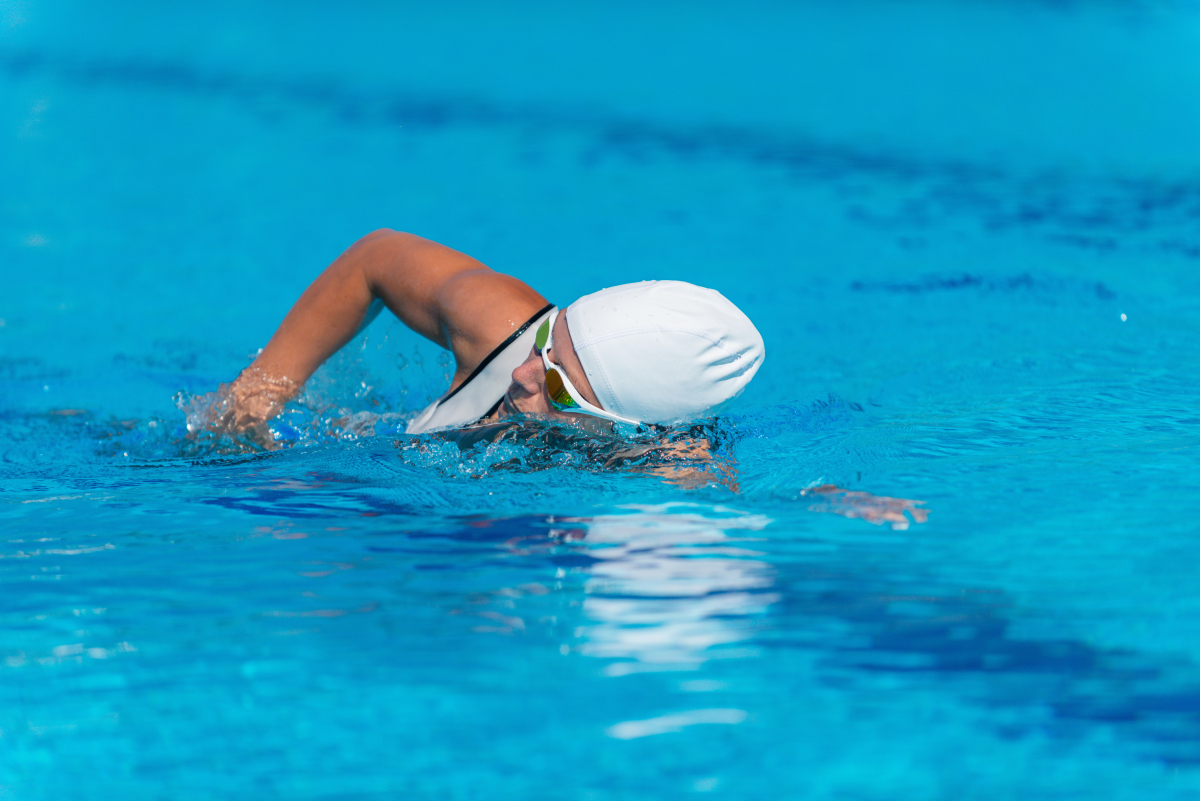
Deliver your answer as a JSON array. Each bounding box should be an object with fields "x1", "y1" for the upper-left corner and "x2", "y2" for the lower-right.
[
  {"x1": 629, "y1": 438, "x2": 928, "y2": 528},
  {"x1": 220, "y1": 229, "x2": 547, "y2": 433},
  {"x1": 618, "y1": 436, "x2": 742, "y2": 491},
  {"x1": 799, "y1": 485, "x2": 929, "y2": 530}
]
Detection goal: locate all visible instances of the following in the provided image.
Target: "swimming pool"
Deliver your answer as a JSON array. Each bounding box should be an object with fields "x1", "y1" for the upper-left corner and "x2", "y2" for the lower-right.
[{"x1": 4, "y1": 1, "x2": 1200, "y2": 797}]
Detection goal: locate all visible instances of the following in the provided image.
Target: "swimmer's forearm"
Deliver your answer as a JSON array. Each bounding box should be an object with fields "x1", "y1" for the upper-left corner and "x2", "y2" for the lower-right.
[
  {"x1": 246, "y1": 232, "x2": 385, "y2": 386},
  {"x1": 244, "y1": 229, "x2": 485, "y2": 388}
]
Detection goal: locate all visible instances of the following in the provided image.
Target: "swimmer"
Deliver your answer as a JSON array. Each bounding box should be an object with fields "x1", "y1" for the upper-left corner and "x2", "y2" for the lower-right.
[
  {"x1": 202, "y1": 229, "x2": 926, "y2": 526},
  {"x1": 210, "y1": 229, "x2": 765, "y2": 449}
]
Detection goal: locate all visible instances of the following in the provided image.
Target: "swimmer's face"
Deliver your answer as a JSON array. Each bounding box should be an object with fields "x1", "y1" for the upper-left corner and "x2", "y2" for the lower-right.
[{"x1": 502, "y1": 310, "x2": 607, "y2": 423}]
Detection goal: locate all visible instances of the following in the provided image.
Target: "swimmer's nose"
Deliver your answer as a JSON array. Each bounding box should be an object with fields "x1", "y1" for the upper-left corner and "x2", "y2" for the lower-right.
[{"x1": 509, "y1": 347, "x2": 543, "y2": 397}]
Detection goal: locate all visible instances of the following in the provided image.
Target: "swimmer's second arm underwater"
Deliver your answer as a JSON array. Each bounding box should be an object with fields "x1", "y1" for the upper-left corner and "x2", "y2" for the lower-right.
[{"x1": 208, "y1": 229, "x2": 548, "y2": 445}]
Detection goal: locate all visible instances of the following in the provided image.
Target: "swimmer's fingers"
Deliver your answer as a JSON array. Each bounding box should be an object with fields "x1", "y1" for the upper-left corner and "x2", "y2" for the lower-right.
[
  {"x1": 808, "y1": 502, "x2": 901, "y2": 527},
  {"x1": 906, "y1": 505, "x2": 930, "y2": 524},
  {"x1": 219, "y1": 370, "x2": 299, "y2": 428},
  {"x1": 208, "y1": 405, "x2": 279, "y2": 451},
  {"x1": 199, "y1": 393, "x2": 279, "y2": 452},
  {"x1": 243, "y1": 420, "x2": 280, "y2": 451},
  {"x1": 870, "y1": 500, "x2": 929, "y2": 529},
  {"x1": 225, "y1": 405, "x2": 284, "y2": 450},
  {"x1": 221, "y1": 381, "x2": 292, "y2": 432},
  {"x1": 802, "y1": 489, "x2": 929, "y2": 530},
  {"x1": 861, "y1": 507, "x2": 912, "y2": 529},
  {"x1": 871, "y1": 501, "x2": 929, "y2": 529}
]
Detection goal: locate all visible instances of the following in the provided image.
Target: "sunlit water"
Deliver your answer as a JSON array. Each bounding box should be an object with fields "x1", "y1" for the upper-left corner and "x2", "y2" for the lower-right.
[{"x1": 4, "y1": 1, "x2": 1200, "y2": 798}]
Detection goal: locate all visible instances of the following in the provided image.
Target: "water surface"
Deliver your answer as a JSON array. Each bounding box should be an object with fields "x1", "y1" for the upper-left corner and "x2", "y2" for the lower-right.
[{"x1": 3, "y1": 1, "x2": 1200, "y2": 797}]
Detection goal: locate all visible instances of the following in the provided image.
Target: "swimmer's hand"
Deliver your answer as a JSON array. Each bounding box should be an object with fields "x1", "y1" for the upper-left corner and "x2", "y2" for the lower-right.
[
  {"x1": 181, "y1": 368, "x2": 299, "y2": 451},
  {"x1": 799, "y1": 484, "x2": 929, "y2": 530}
]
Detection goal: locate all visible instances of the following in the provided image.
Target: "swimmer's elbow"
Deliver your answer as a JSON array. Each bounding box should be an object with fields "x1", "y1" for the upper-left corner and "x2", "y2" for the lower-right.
[
  {"x1": 346, "y1": 229, "x2": 425, "y2": 290},
  {"x1": 353, "y1": 228, "x2": 417, "y2": 251}
]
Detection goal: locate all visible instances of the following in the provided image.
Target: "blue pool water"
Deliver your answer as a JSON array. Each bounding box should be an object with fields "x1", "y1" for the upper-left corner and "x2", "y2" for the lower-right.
[{"x1": 4, "y1": 1, "x2": 1200, "y2": 797}]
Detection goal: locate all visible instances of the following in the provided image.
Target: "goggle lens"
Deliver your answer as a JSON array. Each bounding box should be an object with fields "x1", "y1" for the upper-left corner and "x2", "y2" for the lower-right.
[
  {"x1": 535, "y1": 314, "x2": 581, "y2": 411},
  {"x1": 545, "y1": 367, "x2": 579, "y2": 410}
]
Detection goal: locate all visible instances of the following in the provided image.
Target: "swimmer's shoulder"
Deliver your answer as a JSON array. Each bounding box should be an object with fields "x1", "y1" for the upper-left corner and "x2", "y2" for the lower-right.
[{"x1": 435, "y1": 269, "x2": 548, "y2": 390}]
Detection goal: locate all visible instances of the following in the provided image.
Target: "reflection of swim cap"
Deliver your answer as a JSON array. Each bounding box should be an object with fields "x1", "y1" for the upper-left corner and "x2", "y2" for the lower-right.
[{"x1": 566, "y1": 281, "x2": 765, "y2": 425}]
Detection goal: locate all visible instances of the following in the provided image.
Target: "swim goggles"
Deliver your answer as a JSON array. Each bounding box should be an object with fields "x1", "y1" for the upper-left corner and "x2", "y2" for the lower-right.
[{"x1": 535, "y1": 309, "x2": 641, "y2": 426}]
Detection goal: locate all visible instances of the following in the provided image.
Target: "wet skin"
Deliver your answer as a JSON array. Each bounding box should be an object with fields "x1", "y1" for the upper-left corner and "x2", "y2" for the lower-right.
[
  {"x1": 205, "y1": 229, "x2": 928, "y2": 526},
  {"x1": 493, "y1": 310, "x2": 609, "y2": 425},
  {"x1": 216, "y1": 229, "x2": 606, "y2": 435}
]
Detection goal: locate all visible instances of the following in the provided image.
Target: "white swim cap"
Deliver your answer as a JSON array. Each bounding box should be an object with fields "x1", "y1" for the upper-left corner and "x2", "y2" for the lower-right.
[{"x1": 566, "y1": 280, "x2": 765, "y2": 425}]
